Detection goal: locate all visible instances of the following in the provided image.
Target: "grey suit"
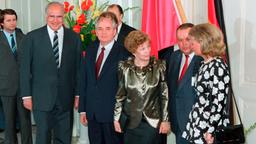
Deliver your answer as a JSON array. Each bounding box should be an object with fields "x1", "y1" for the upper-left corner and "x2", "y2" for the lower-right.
[
  {"x1": 167, "y1": 50, "x2": 202, "y2": 144},
  {"x1": 20, "y1": 25, "x2": 81, "y2": 144},
  {"x1": 0, "y1": 29, "x2": 32, "y2": 144}
]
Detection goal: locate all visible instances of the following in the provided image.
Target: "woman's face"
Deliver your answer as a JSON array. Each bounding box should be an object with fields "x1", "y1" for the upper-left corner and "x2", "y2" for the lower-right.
[
  {"x1": 133, "y1": 41, "x2": 151, "y2": 62},
  {"x1": 189, "y1": 36, "x2": 202, "y2": 56}
]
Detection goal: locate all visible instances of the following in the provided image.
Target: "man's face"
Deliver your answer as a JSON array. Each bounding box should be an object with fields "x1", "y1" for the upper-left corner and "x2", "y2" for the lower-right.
[
  {"x1": 46, "y1": 4, "x2": 64, "y2": 31},
  {"x1": 96, "y1": 18, "x2": 117, "y2": 46},
  {"x1": 107, "y1": 7, "x2": 122, "y2": 25},
  {"x1": 1, "y1": 14, "x2": 17, "y2": 33},
  {"x1": 189, "y1": 36, "x2": 202, "y2": 56},
  {"x1": 176, "y1": 28, "x2": 193, "y2": 55}
]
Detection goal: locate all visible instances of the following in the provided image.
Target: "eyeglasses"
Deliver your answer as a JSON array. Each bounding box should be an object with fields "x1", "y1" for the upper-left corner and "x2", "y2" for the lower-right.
[{"x1": 48, "y1": 15, "x2": 63, "y2": 20}]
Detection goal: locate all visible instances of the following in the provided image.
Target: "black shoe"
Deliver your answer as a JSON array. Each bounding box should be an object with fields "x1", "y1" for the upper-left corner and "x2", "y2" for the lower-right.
[{"x1": 0, "y1": 129, "x2": 3, "y2": 133}]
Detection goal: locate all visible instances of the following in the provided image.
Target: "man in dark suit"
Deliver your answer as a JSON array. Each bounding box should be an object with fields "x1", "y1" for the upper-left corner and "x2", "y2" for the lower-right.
[
  {"x1": 0, "y1": 9, "x2": 4, "y2": 133},
  {"x1": 107, "y1": 4, "x2": 136, "y2": 45},
  {"x1": 0, "y1": 9, "x2": 32, "y2": 144},
  {"x1": 167, "y1": 23, "x2": 202, "y2": 144},
  {"x1": 79, "y1": 12, "x2": 129, "y2": 144},
  {"x1": 19, "y1": 2, "x2": 81, "y2": 144}
]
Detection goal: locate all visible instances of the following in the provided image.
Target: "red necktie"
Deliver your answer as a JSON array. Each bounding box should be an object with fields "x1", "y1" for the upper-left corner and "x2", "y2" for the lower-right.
[
  {"x1": 95, "y1": 47, "x2": 105, "y2": 78},
  {"x1": 179, "y1": 55, "x2": 189, "y2": 81}
]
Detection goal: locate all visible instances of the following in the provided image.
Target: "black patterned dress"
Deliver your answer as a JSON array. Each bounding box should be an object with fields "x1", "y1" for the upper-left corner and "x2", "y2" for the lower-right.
[{"x1": 182, "y1": 57, "x2": 230, "y2": 143}]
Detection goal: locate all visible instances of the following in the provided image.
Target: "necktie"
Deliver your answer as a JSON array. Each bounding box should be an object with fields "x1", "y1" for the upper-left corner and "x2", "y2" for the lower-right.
[
  {"x1": 95, "y1": 47, "x2": 105, "y2": 78},
  {"x1": 53, "y1": 31, "x2": 59, "y2": 67},
  {"x1": 10, "y1": 34, "x2": 17, "y2": 58},
  {"x1": 179, "y1": 55, "x2": 189, "y2": 81}
]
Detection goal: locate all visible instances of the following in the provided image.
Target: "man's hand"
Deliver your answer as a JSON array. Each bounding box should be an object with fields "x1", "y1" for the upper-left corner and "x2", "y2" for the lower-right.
[
  {"x1": 23, "y1": 98, "x2": 32, "y2": 111},
  {"x1": 74, "y1": 96, "x2": 79, "y2": 110},
  {"x1": 114, "y1": 121, "x2": 122, "y2": 133},
  {"x1": 204, "y1": 132, "x2": 214, "y2": 144},
  {"x1": 80, "y1": 113, "x2": 88, "y2": 126},
  {"x1": 159, "y1": 121, "x2": 170, "y2": 134}
]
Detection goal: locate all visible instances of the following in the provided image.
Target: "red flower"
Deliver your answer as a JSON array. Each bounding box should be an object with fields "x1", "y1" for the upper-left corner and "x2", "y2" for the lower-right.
[
  {"x1": 77, "y1": 13, "x2": 86, "y2": 25},
  {"x1": 81, "y1": 0, "x2": 93, "y2": 11},
  {"x1": 73, "y1": 25, "x2": 82, "y2": 33},
  {"x1": 69, "y1": 5, "x2": 74, "y2": 11},
  {"x1": 64, "y1": 1, "x2": 70, "y2": 8},
  {"x1": 64, "y1": 1, "x2": 74, "y2": 13},
  {"x1": 91, "y1": 30, "x2": 96, "y2": 34}
]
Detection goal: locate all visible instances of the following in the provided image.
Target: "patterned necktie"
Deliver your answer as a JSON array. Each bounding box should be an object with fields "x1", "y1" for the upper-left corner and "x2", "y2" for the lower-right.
[
  {"x1": 10, "y1": 34, "x2": 17, "y2": 58},
  {"x1": 95, "y1": 47, "x2": 105, "y2": 78},
  {"x1": 179, "y1": 55, "x2": 189, "y2": 81},
  {"x1": 53, "y1": 31, "x2": 59, "y2": 67}
]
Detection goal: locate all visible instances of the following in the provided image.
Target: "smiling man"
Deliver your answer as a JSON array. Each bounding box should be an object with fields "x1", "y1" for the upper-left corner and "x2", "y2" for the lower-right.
[
  {"x1": 19, "y1": 2, "x2": 81, "y2": 144},
  {"x1": 79, "y1": 12, "x2": 130, "y2": 144}
]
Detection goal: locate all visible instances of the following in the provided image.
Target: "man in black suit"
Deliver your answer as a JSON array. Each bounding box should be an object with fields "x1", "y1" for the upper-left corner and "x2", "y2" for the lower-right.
[
  {"x1": 19, "y1": 2, "x2": 81, "y2": 144},
  {"x1": 107, "y1": 4, "x2": 136, "y2": 45},
  {"x1": 167, "y1": 23, "x2": 203, "y2": 144},
  {"x1": 0, "y1": 9, "x2": 32, "y2": 144},
  {"x1": 79, "y1": 12, "x2": 129, "y2": 144}
]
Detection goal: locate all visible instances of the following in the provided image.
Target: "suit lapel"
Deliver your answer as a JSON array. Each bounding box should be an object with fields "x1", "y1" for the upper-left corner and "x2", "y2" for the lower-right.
[
  {"x1": 98, "y1": 42, "x2": 119, "y2": 79},
  {"x1": 173, "y1": 52, "x2": 182, "y2": 83},
  {"x1": 0, "y1": 31, "x2": 16, "y2": 59},
  {"x1": 16, "y1": 29, "x2": 23, "y2": 50},
  {"x1": 89, "y1": 42, "x2": 99, "y2": 80},
  {"x1": 177, "y1": 56, "x2": 197, "y2": 92},
  {"x1": 0, "y1": 31, "x2": 11, "y2": 50}
]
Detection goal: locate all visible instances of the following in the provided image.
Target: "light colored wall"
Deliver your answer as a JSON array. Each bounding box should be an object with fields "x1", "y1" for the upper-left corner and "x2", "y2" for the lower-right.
[
  {"x1": 1, "y1": 0, "x2": 255, "y2": 143},
  {"x1": 223, "y1": 0, "x2": 256, "y2": 143}
]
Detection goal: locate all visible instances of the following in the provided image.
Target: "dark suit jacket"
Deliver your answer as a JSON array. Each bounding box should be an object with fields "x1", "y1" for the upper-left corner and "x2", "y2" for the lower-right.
[
  {"x1": 0, "y1": 28, "x2": 24, "y2": 96},
  {"x1": 167, "y1": 50, "x2": 202, "y2": 134},
  {"x1": 19, "y1": 26, "x2": 81, "y2": 111},
  {"x1": 79, "y1": 40, "x2": 129, "y2": 123},
  {"x1": 158, "y1": 45, "x2": 174, "y2": 69},
  {"x1": 116, "y1": 23, "x2": 136, "y2": 45}
]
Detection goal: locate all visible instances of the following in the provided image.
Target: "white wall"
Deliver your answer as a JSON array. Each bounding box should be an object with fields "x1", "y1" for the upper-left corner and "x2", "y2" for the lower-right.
[
  {"x1": 1, "y1": 0, "x2": 255, "y2": 143},
  {"x1": 223, "y1": 0, "x2": 256, "y2": 143}
]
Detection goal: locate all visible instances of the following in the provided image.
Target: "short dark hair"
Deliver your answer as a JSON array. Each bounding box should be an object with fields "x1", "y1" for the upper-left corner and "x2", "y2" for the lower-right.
[
  {"x1": 177, "y1": 23, "x2": 194, "y2": 31},
  {"x1": 107, "y1": 4, "x2": 124, "y2": 15},
  {"x1": 0, "y1": 9, "x2": 17, "y2": 29}
]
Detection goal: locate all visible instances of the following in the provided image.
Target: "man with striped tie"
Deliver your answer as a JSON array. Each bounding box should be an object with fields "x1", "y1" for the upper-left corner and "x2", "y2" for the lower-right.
[
  {"x1": 0, "y1": 9, "x2": 32, "y2": 144},
  {"x1": 19, "y1": 2, "x2": 82, "y2": 144}
]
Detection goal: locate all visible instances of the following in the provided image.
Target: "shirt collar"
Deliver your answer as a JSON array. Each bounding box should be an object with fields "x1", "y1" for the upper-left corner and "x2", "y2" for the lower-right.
[
  {"x1": 47, "y1": 25, "x2": 64, "y2": 35},
  {"x1": 99, "y1": 39, "x2": 115, "y2": 51},
  {"x1": 3, "y1": 29, "x2": 16, "y2": 37}
]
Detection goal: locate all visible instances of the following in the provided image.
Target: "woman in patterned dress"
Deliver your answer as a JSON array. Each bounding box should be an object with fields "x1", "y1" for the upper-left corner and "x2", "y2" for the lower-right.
[{"x1": 182, "y1": 23, "x2": 231, "y2": 144}]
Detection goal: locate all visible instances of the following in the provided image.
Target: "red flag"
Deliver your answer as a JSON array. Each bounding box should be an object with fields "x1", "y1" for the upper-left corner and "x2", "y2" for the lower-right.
[
  {"x1": 208, "y1": 0, "x2": 229, "y2": 64},
  {"x1": 208, "y1": 0, "x2": 220, "y2": 28},
  {"x1": 141, "y1": 0, "x2": 182, "y2": 58}
]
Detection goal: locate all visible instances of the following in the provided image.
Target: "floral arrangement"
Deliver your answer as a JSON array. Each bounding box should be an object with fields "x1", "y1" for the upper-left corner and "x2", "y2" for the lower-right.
[{"x1": 63, "y1": 0, "x2": 109, "y2": 51}]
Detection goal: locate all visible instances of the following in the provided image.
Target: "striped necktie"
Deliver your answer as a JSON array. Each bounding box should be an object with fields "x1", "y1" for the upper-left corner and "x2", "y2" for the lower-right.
[
  {"x1": 179, "y1": 55, "x2": 189, "y2": 82},
  {"x1": 53, "y1": 31, "x2": 59, "y2": 67},
  {"x1": 95, "y1": 47, "x2": 105, "y2": 79},
  {"x1": 10, "y1": 34, "x2": 17, "y2": 58}
]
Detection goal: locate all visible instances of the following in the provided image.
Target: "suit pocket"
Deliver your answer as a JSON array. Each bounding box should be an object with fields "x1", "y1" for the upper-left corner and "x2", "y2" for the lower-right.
[{"x1": 0, "y1": 75, "x2": 9, "y2": 90}]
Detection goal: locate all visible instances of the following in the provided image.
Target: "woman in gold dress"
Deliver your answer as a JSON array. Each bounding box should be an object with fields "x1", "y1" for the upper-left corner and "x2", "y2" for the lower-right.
[{"x1": 113, "y1": 30, "x2": 170, "y2": 144}]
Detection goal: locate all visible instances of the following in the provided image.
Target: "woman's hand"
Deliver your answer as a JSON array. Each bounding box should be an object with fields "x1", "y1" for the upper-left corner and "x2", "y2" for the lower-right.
[
  {"x1": 204, "y1": 132, "x2": 214, "y2": 144},
  {"x1": 114, "y1": 121, "x2": 122, "y2": 133},
  {"x1": 159, "y1": 122, "x2": 170, "y2": 134}
]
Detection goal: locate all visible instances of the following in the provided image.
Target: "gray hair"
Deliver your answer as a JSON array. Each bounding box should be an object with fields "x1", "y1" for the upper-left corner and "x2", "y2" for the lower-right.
[
  {"x1": 95, "y1": 12, "x2": 118, "y2": 29},
  {"x1": 45, "y1": 1, "x2": 64, "y2": 15}
]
